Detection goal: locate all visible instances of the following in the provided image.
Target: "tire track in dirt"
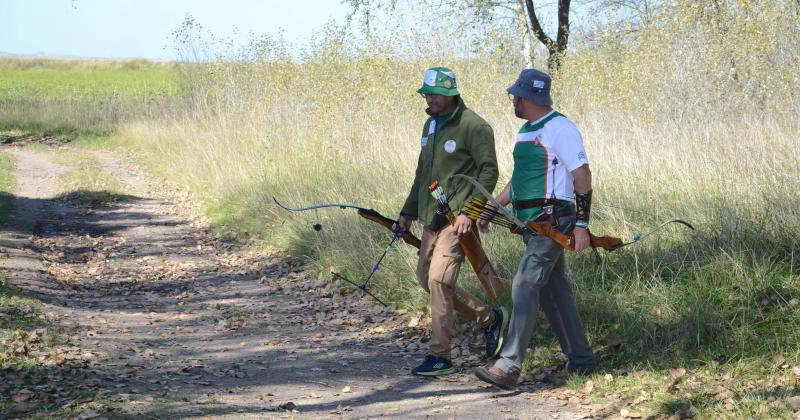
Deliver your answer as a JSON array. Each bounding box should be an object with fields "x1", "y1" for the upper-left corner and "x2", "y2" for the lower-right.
[{"x1": 0, "y1": 145, "x2": 583, "y2": 419}]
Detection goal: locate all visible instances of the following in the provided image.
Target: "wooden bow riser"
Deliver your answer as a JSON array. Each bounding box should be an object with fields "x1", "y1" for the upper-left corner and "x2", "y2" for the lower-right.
[
  {"x1": 509, "y1": 222, "x2": 623, "y2": 251},
  {"x1": 441, "y1": 212, "x2": 504, "y2": 303},
  {"x1": 356, "y1": 208, "x2": 422, "y2": 249}
]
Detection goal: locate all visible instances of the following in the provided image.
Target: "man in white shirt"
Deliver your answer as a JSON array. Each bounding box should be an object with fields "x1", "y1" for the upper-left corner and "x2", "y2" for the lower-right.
[{"x1": 474, "y1": 68, "x2": 597, "y2": 390}]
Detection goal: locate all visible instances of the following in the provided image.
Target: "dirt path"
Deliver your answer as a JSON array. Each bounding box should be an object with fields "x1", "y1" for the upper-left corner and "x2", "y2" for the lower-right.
[{"x1": 0, "y1": 145, "x2": 586, "y2": 419}]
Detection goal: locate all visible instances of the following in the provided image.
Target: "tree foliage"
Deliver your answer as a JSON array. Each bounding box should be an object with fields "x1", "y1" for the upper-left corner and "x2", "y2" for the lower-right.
[{"x1": 343, "y1": 0, "x2": 574, "y2": 72}]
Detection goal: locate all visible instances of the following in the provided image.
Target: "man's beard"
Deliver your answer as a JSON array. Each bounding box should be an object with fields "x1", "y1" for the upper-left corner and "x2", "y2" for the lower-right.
[{"x1": 514, "y1": 103, "x2": 524, "y2": 119}]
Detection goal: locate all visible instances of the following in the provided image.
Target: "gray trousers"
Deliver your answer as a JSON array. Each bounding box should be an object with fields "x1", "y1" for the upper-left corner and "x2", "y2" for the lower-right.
[{"x1": 494, "y1": 214, "x2": 596, "y2": 374}]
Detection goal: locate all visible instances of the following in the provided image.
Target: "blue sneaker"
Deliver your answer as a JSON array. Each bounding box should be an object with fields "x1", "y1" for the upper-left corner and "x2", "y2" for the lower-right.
[
  {"x1": 411, "y1": 355, "x2": 454, "y2": 376},
  {"x1": 484, "y1": 307, "x2": 509, "y2": 359}
]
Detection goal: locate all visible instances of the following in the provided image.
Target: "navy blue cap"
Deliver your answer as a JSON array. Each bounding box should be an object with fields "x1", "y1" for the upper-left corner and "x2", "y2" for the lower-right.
[{"x1": 507, "y1": 68, "x2": 553, "y2": 106}]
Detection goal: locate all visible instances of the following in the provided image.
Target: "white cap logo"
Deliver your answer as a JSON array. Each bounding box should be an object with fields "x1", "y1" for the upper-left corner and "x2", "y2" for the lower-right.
[
  {"x1": 532, "y1": 80, "x2": 545, "y2": 89},
  {"x1": 424, "y1": 69, "x2": 438, "y2": 86}
]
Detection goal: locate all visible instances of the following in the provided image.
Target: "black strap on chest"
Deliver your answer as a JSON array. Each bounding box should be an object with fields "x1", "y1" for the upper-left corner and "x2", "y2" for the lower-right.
[{"x1": 512, "y1": 198, "x2": 570, "y2": 210}]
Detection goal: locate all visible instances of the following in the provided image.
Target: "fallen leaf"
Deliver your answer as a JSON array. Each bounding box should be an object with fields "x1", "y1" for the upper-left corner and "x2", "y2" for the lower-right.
[
  {"x1": 331, "y1": 403, "x2": 352, "y2": 413},
  {"x1": 582, "y1": 380, "x2": 594, "y2": 394},
  {"x1": 279, "y1": 401, "x2": 296, "y2": 411},
  {"x1": 12, "y1": 390, "x2": 34, "y2": 402},
  {"x1": 715, "y1": 388, "x2": 734, "y2": 400},
  {"x1": 771, "y1": 354, "x2": 785, "y2": 365},
  {"x1": 604, "y1": 373, "x2": 614, "y2": 384},
  {"x1": 631, "y1": 391, "x2": 651, "y2": 405},
  {"x1": 78, "y1": 410, "x2": 102, "y2": 419},
  {"x1": 667, "y1": 369, "x2": 685, "y2": 393},
  {"x1": 666, "y1": 379, "x2": 682, "y2": 393},
  {"x1": 784, "y1": 396, "x2": 800, "y2": 410},
  {"x1": 621, "y1": 408, "x2": 642, "y2": 418}
]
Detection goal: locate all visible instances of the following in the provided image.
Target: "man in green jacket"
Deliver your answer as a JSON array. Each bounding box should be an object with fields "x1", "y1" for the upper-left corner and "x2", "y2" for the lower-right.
[{"x1": 397, "y1": 67, "x2": 508, "y2": 376}]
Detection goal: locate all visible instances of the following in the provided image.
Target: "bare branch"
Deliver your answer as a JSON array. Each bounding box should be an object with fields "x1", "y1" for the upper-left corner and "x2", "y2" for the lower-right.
[
  {"x1": 525, "y1": 0, "x2": 555, "y2": 50},
  {"x1": 557, "y1": 0, "x2": 571, "y2": 51}
]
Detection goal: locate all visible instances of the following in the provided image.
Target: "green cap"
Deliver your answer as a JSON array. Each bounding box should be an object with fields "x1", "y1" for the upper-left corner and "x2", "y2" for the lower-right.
[{"x1": 417, "y1": 67, "x2": 459, "y2": 96}]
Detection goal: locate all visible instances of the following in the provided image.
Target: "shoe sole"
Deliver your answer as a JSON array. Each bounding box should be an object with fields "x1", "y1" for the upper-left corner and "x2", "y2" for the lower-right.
[
  {"x1": 412, "y1": 367, "x2": 455, "y2": 377},
  {"x1": 491, "y1": 307, "x2": 509, "y2": 359},
  {"x1": 473, "y1": 367, "x2": 516, "y2": 390}
]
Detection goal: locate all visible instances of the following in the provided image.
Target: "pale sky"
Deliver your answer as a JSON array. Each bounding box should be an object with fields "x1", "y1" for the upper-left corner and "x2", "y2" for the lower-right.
[{"x1": 1, "y1": 0, "x2": 350, "y2": 60}]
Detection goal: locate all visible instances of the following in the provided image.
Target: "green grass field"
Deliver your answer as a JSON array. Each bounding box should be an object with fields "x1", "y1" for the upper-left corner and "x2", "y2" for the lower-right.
[
  {"x1": 0, "y1": 68, "x2": 181, "y2": 101},
  {"x1": 0, "y1": 58, "x2": 185, "y2": 136}
]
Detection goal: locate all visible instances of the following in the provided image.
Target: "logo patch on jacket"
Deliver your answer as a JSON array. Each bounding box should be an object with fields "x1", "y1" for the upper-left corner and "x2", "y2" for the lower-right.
[
  {"x1": 444, "y1": 139, "x2": 457, "y2": 153},
  {"x1": 421, "y1": 136, "x2": 428, "y2": 147}
]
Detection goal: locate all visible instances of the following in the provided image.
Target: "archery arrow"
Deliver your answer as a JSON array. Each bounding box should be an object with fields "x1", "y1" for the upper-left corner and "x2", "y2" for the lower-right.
[{"x1": 450, "y1": 174, "x2": 693, "y2": 251}]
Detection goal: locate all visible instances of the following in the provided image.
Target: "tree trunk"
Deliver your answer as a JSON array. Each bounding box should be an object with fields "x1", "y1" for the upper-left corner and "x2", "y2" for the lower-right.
[
  {"x1": 524, "y1": 0, "x2": 571, "y2": 73},
  {"x1": 552, "y1": 0, "x2": 571, "y2": 72},
  {"x1": 517, "y1": 0, "x2": 534, "y2": 67}
]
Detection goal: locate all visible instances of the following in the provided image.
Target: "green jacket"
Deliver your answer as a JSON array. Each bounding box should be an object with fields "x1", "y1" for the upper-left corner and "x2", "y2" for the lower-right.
[{"x1": 401, "y1": 97, "x2": 498, "y2": 228}]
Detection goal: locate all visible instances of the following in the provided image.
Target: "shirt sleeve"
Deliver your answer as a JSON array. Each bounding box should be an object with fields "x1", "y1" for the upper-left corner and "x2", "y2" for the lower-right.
[
  {"x1": 400, "y1": 121, "x2": 431, "y2": 219},
  {"x1": 553, "y1": 120, "x2": 589, "y2": 172},
  {"x1": 400, "y1": 151, "x2": 423, "y2": 219}
]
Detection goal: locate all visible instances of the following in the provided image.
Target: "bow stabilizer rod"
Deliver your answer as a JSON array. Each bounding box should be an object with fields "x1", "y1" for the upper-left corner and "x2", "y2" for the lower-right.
[{"x1": 272, "y1": 197, "x2": 421, "y2": 248}]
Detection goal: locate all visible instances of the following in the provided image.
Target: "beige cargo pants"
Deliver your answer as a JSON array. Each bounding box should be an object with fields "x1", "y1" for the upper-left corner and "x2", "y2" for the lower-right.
[{"x1": 417, "y1": 224, "x2": 495, "y2": 358}]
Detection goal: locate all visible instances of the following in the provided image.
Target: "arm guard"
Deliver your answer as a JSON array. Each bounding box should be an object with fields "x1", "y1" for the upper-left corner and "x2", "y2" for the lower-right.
[{"x1": 575, "y1": 189, "x2": 592, "y2": 226}]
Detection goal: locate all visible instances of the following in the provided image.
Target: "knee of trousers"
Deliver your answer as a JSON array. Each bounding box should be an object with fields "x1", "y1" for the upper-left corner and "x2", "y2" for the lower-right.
[
  {"x1": 428, "y1": 254, "x2": 464, "y2": 289},
  {"x1": 515, "y1": 253, "x2": 557, "y2": 289},
  {"x1": 511, "y1": 270, "x2": 550, "y2": 301},
  {"x1": 416, "y1": 263, "x2": 431, "y2": 293}
]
